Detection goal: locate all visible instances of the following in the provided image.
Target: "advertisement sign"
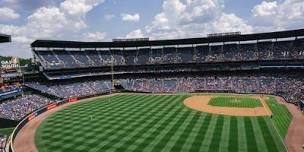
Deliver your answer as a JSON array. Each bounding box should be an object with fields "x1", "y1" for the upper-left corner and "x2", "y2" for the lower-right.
[{"x1": 68, "y1": 97, "x2": 78, "y2": 103}]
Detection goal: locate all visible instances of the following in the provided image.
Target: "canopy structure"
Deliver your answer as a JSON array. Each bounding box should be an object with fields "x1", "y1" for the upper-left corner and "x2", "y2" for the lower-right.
[
  {"x1": 31, "y1": 28, "x2": 304, "y2": 49},
  {"x1": 0, "y1": 34, "x2": 11, "y2": 43}
]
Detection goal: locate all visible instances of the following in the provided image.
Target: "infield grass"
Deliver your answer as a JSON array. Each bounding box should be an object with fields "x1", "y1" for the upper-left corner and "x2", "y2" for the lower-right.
[
  {"x1": 35, "y1": 94, "x2": 290, "y2": 152},
  {"x1": 208, "y1": 96, "x2": 262, "y2": 108}
]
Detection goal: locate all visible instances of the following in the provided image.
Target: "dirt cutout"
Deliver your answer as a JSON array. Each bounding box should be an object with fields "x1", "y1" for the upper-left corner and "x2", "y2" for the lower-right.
[{"x1": 184, "y1": 95, "x2": 272, "y2": 116}]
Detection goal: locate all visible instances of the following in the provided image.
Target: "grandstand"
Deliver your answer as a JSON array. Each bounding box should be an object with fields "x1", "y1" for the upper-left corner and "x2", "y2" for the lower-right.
[
  {"x1": 27, "y1": 29, "x2": 304, "y2": 106},
  {"x1": 2, "y1": 29, "x2": 304, "y2": 152}
]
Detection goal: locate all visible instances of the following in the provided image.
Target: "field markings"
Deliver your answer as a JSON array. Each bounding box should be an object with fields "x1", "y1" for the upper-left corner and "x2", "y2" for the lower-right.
[
  {"x1": 259, "y1": 96, "x2": 272, "y2": 116},
  {"x1": 257, "y1": 117, "x2": 280, "y2": 152},
  {"x1": 265, "y1": 117, "x2": 287, "y2": 152}
]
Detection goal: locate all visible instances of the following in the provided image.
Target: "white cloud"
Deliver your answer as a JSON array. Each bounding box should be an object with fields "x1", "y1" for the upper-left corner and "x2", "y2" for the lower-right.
[
  {"x1": 126, "y1": 29, "x2": 144, "y2": 38},
  {"x1": 0, "y1": 0, "x2": 106, "y2": 58},
  {"x1": 60, "y1": 0, "x2": 105, "y2": 16},
  {"x1": 252, "y1": 1, "x2": 277, "y2": 17},
  {"x1": 121, "y1": 13, "x2": 140, "y2": 22},
  {"x1": 0, "y1": 7, "x2": 20, "y2": 21},
  {"x1": 84, "y1": 32, "x2": 106, "y2": 41},
  {"x1": 142, "y1": 0, "x2": 252, "y2": 39},
  {"x1": 212, "y1": 13, "x2": 253, "y2": 34},
  {"x1": 251, "y1": 0, "x2": 304, "y2": 30}
]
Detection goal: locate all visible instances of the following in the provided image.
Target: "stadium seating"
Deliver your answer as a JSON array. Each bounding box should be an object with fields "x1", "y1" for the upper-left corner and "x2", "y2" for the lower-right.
[
  {"x1": 0, "y1": 94, "x2": 53, "y2": 120},
  {"x1": 34, "y1": 39, "x2": 304, "y2": 70},
  {"x1": 121, "y1": 75, "x2": 304, "y2": 104},
  {"x1": 26, "y1": 80, "x2": 112, "y2": 99}
]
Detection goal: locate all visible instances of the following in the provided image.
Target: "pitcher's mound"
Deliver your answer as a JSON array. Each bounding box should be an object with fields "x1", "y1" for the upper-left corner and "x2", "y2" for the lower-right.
[{"x1": 184, "y1": 96, "x2": 272, "y2": 116}]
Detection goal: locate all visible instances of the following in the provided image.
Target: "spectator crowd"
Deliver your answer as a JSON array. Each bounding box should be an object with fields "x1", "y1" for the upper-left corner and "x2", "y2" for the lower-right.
[
  {"x1": 26, "y1": 80, "x2": 112, "y2": 99},
  {"x1": 35, "y1": 39, "x2": 304, "y2": 69},
  {"x1": 0, "y1": 94, "x2": 53, "y2": 121},
  {"x1": 121, "y1": 74, "x2": 304, "y2": 104}
]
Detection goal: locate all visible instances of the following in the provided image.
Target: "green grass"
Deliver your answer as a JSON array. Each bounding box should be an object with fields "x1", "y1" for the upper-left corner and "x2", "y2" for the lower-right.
[
  {"x1": 35, "y1": 94, "x2": 289, "y2": 152},
  {"x1": 266, "y1": 96, "x2": 292, "y2": 138},
  {"x1": 0, "y1": 127, "x2": 14, "y2": 136},
  {"x1": 208, "y1": 96, "x2": 262, "y2": 108}
]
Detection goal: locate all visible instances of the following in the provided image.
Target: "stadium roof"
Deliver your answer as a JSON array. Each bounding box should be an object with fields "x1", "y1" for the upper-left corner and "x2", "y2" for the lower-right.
[
  {"x1": 0, "y1": 34, "x2": 11, "y2": 43},
  {"x1": 32, "y1": 28, "x2": 304, "y2": 48}
]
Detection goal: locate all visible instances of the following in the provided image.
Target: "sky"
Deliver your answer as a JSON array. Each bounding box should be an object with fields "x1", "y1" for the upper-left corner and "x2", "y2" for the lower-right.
[{"x1": 0, "y1": 0, "x2": 303, "y2": 58}]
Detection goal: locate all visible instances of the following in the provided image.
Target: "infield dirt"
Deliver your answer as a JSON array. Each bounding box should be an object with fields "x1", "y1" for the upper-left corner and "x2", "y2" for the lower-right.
[{"x1": 184, "y1": 95, "x2": 272, "y2": 116}]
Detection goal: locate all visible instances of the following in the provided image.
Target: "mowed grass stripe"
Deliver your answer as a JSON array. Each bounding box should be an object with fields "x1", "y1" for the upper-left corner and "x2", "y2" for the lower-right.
[
  {"x1": 129, "y1": 97, "x2": 190, "y2": 151},
  {"x1": 238, "y1": 117, "x2": 247, "y2": 152},
  {"x1": 40, "y1": 95, "x2": 146, "y2": 132},
  {"x1": 170, "y1": 112, "x2": 201, "y2": 152},
  {"x1": 88, "y1": 95, "x2": 173, "y2": 150},
  {"x1": 218, "y1": 116, "x2": 230, "y2": 152},
  {"x1": 244, "y1": 117, "x2": 258, "y2": 152},
  {"x1": 37, "y1": 95, "x2": 156, "y2": 152},
  {"x1": 37, "y1": 95, "x2": 148, "y2": 151},
  {"x1": 149, "y1": 108, "x2": 192, "y2": 151},
  {"x1": 178, "y1": 114, "x2": 208, "y2": 151},
  {"x1": 251, "y1": 117, "x2": 268, "y2": 152},
  {"x1": 208, "y1": 115, "x2": 224, "y2": 152},
  {"x1": 36, "y1": 95, "x2": 142, "y2": 150},
  {"x1": 101, "y1": 95, "x2": 186, "y2": 151},
  {"x1": 43, "y1": 95, "x2": 141, "y2": 126},
  {"x1": 189, "y1": 114, "x2": 212, "y2": 151},
  {"x1": 228, "y1": 117, "x2": 238, "y2": 152},
  {"x1": 257, "y1": 117, "x2": 280, "y2": 152},
  {"x1": 80, "y1": 95, "x2": 171, "y2": 151},
  {"x1": 36, "y1": 94, "x2": 288, "y2": 152},
  {"x1": 114, "y1": 96, "x2": 188, "y2": 151},
  {"x1": 58, "y1": 95, "x2": 166, "y2": 152}
]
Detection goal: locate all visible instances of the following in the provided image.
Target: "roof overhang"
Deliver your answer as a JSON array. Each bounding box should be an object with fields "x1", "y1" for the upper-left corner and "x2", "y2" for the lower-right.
[{"x1": 31, "y1": 28, "x2": 304, "y2": 48}]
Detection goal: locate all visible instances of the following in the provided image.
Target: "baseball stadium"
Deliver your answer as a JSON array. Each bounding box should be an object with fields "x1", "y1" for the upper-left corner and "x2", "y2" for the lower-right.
[{"x1": 0, "y1": 28, "x2": 303, "y2": 152}]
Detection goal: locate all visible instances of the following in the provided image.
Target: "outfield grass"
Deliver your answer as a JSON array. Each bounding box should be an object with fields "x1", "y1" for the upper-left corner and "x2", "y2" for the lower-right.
[
  {"x1": 0, "y1": 127, "x2": 14, "y2": 136},
  {"x1": 208, "y1": 96, "x2": 262, "y2": 108},
  {"x1": 266, "y1": 96, "x2": 292, "y2": 138},
  {"x1": 36, "y1": 94, "x2": 288, "y2": 152}
]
